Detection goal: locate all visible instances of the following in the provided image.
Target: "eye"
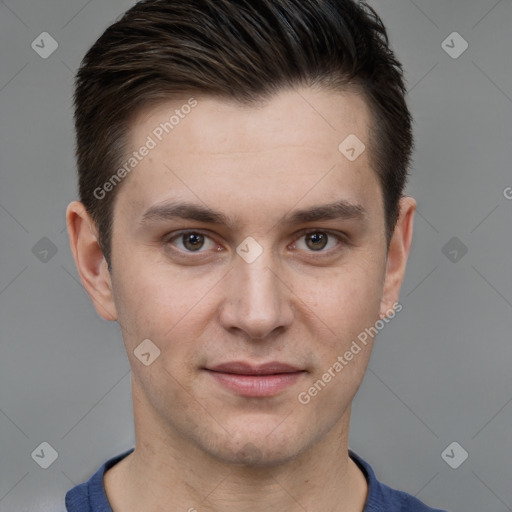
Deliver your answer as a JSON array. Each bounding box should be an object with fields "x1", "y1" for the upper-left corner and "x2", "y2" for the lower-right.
[
  {"x1": 293, "y1": 230, "x2": 343, "y2": 253},
  {"x1": 167, "y1": 231, "x2": 218, "y2": 253}
]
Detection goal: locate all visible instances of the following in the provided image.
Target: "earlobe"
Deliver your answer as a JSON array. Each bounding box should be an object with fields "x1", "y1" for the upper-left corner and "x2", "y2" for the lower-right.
[
  {"x1": 379, "y1": 196, "x2": 416, "y2": 318},
  {"x1": 66, "y1": 201, "x2": 118, "y2": 322}
]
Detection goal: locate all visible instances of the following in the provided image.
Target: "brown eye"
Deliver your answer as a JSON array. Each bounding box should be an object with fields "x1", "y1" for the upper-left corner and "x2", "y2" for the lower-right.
[
  {"x1": 305, "y1": 232, "x2": 329, "y2": 251},
  {"x1": 166, "y1": 231, "x2": 217, "y2": 253},
  {"x1": 293, "y1": 230, "x2": 343, "y2": 255},
  {"x1": 182, "y1": 233, "x2": 205, "y2": 251}
]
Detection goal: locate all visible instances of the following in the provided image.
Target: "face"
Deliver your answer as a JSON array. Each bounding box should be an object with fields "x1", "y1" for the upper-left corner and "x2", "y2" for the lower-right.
[{"x1": 69, "y1": 86, "x2": 414, "y2": 466}]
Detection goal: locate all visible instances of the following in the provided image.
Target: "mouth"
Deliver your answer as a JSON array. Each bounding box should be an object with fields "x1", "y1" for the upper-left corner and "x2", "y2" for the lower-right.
[{"x1": 204, "y1": 361, "x2": 306, "y2": 397}]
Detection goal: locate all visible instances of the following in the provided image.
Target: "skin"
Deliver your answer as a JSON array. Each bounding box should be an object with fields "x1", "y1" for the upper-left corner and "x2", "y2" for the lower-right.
[{"x1": 67, "y1": 86, "x2": 415, "y2": 512}]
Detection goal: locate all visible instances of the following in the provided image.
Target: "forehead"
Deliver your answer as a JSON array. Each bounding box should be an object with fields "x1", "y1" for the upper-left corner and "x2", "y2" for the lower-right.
[
  {"x1": 132, "y1": 87, "x2": 370, "y2": 152},
  {"x1": 114, "y1": 87, "x2": 381, "y2": 227}
]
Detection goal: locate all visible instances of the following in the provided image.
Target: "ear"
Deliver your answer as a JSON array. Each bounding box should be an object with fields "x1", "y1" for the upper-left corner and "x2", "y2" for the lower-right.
[
  {"x1": 66, "y1": 201, "x2": 118, "y2": 322},
  {"x1": 379, "y1": 196, "x2": 416, "y2": 319}
]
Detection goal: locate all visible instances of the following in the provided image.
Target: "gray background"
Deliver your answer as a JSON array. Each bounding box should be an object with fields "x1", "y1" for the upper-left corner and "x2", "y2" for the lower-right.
[{"x1": 0, "y1": 0, "x2": 511, "y2": 511}]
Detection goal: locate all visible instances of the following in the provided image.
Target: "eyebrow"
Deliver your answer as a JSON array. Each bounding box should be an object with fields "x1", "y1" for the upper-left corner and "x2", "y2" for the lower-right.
[{"x1": 138, "y1": 199, "x2": 368, "y2": 230}]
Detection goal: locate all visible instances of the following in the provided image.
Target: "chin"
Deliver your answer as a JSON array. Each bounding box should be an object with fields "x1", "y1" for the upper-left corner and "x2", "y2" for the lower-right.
[{"x1": 208, "y1": 429, "x2": 312, "y2": 468}]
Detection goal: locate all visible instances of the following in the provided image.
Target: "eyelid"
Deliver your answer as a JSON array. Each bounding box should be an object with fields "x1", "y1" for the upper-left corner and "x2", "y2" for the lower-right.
[{"x1": 294, "y1": 227, "x2": 347, "y2": 241}]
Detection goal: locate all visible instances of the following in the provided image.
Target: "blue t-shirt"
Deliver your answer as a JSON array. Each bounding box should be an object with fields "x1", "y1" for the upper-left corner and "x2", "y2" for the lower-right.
[{"x1": 65, "y1": 448, "x2": 447, "y2": 511}]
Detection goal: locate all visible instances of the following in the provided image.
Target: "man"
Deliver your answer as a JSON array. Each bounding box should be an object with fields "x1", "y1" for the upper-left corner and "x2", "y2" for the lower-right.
[{"x1": 65, "y1": 0, "x2": 448, "y2": 510}]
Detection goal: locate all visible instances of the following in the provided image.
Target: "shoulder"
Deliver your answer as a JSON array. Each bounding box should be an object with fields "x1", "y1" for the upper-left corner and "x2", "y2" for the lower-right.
[
  {"x1": 349, "y1": 450, "x2": 449, "y2": 512},
  {"x1": 65, "y1": 481, "x2": 90, "y2": 512},
  {"x1": 65, "y1": 448, "x2": 134, "y2": 512}
]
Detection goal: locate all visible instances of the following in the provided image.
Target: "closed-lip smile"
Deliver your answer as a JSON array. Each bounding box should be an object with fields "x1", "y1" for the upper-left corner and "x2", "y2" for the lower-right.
[{"x1": 204, "y1": 361, "x2": 306, "y2": 397}]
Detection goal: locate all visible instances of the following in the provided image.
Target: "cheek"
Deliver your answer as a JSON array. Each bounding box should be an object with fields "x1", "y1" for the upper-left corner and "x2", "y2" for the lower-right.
[
  {"x1": 112, "y1": 265, "x2": 210, "y2": 405},
  {"x1": 112, "y1": 260, "x2": 192, "y2": 340},
  {"x1": 296, "y1": 257, "x2": 384, "y2": 332},
  {"x1": 295, "y1": 265, "x2": 382, "y2": 408}
]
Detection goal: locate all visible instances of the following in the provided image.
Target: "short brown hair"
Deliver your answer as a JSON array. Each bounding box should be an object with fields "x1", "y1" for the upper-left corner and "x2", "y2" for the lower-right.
[{"x1": 74, "y1": 0, "x2": 413, "y2": 269}]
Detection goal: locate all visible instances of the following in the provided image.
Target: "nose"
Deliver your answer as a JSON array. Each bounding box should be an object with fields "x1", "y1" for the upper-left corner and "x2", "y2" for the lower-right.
[{"x1": 218, "y1": 249, "x2": 294, "y2": 340}]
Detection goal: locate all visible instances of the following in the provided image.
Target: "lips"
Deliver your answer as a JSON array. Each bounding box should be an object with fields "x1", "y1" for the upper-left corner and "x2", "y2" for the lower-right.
[
  {"x1": 207, "y1": 361, "x2": 303, "y2": 375},
  {"x1": 204, "y1": 361, "x2": 306, "y2": 397}
]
